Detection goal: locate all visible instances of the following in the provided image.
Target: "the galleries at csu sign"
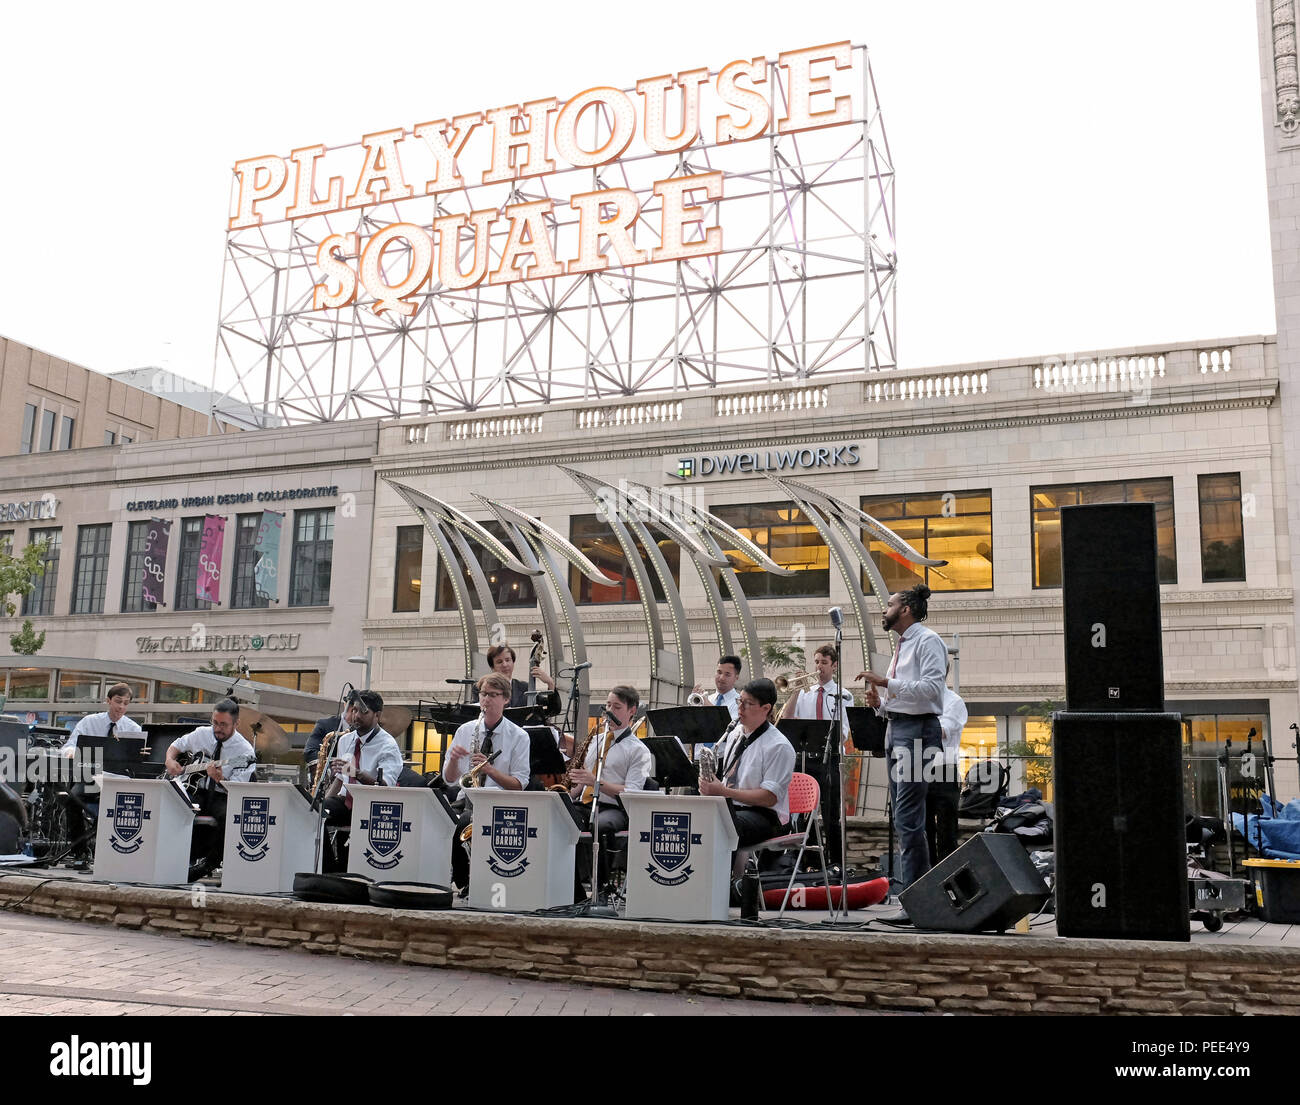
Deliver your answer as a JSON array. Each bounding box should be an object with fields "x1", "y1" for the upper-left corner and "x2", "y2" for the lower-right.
[{"x1": 230, "y1": 43, "x2": 859, "y2": 317}]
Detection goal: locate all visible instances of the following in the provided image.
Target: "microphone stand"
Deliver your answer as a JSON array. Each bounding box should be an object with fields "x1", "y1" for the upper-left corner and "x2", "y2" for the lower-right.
[
  {"x1": 312, "y1": 682, "x2": 354, "y2": 872},
  {"x1": 827, "y1": 622, "x2": 849, "y2": 922}
]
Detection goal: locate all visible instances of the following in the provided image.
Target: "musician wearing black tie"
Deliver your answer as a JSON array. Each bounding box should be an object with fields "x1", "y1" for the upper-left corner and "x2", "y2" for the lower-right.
[
  {"x1": 318, "y1": 690, "x2": 403, "y2": 873},
  {"x1": 569, "y1": 685, "x2": 651, "y2": 895},
  {"x1": 698, "y1": 678, "x2": 796, "y2": 848},
  {"x1": 692, "y1": 655, "x2": 741, "y2": 719},
  {"x1": 444, "y1": 673, "x2": 532, "y2": 892},
  {"x1": 61, "y1": 683, "x2": 143, "y2": 752},
  {"x1": 164, "y1": 699, "x2": 256, "y2": 881}
]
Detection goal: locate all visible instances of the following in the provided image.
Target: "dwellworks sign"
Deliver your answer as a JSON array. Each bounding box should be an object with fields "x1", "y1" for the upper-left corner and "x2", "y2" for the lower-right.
[{"x1": 674, "y1": 443, "x2": 861, "y2": 480}]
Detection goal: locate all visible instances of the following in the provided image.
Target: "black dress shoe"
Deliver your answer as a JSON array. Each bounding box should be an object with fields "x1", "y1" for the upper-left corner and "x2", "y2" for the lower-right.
[{"x1": 877, "y1": 909, "x2": 914, "y2": 927}]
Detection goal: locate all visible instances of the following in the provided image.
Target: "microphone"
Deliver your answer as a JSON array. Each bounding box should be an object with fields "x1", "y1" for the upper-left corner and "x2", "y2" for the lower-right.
[
  {"x1": 828, "y1": 606, "x2": 843, "y2": 629},
  {"x1": 445, "y1": 678, "x2": 479, "y2": 685},
  {"x1": 572, "y1": 661, "x2": 594, "y2": 672}
]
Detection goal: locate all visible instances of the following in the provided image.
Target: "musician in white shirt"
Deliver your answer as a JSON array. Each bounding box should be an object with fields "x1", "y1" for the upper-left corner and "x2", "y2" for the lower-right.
[
  {"x1": 444, "y1": 673, "x2": 532, "y2": 891},
  {"x1": 928, "y1": 679, "x2": 968, "y2": 864},
  {"x1": 692, "y1": 655, "x2": 742, "y2": 720},
  {"x1": 858, "y1": 584, "x2": 948, "y2": 921},
  {"x1": 61, "y1": 683, "x2": 143, "y2": 752},
  {"x1": 165, "y1": 699, "x2": 256, "y2": 880},
  {"x1": 778, "y1": 644, "x2": 852, "y2": 738}
]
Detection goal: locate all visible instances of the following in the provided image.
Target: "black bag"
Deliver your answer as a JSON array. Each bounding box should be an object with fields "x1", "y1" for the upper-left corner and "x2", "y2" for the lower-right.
[{"x1": 957, "y1": 760, "x2": 1010, "y2": 820}]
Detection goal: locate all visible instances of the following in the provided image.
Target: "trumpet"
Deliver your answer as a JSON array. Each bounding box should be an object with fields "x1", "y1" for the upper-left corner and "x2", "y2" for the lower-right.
[
  {"x1": 686, "y1": 691, "x2": 709, "y2": 706},
  {"x1": 775, "y1": 671, "x2": 819, "y2": 694}
]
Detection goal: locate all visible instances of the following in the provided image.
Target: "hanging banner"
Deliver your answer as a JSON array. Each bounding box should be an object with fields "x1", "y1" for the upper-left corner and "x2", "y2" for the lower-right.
[
  {"x1": 141, "y1": 519, "x2": 170, "y2": 607},
  {"x1": 197, "y1": 515, "x2": 226, "y2": 605},
  {"x1": 253, "y1": 510, "x2": 283, "y2": 603}
]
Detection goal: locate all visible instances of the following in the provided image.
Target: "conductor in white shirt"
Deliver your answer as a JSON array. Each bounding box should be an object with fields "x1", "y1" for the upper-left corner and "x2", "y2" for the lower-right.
[{"x1": 858, "y1": 584, "x2": 948, "y2": 922}]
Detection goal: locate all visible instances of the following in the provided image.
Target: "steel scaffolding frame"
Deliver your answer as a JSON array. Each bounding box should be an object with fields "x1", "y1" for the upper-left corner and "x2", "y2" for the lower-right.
[{"x1": 210, "y1": 45, "x2": 895, "y2": 427}]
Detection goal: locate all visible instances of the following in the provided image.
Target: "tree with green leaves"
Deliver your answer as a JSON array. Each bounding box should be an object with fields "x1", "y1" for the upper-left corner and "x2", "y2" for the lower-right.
[
  {"x1": 0, "y1": 539, "x2": 47, "y2": 617},
  {"x1": 9, "y1": 619, "x2": 45, "y2": 655},
  {"x1": 1011, "y1": 698, "x2": 1061, "y2": 792},
  {"x1": 741, "y1": 636, "x2": 807, "y2": 679}
]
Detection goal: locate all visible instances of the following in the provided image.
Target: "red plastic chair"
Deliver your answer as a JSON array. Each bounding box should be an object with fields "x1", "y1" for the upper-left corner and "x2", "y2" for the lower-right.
[{"x1": 738, "y1": 771, "x2": 832, "y2": 918}]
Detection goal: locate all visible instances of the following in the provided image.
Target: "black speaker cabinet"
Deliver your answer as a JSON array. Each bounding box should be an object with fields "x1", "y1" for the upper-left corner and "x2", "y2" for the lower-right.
[
  {"x1": 899, "y1": 832, "x2": 1049, "y2": 933},
  {"x1": 1060, "y1": 502, "x2": 1164, "y2": 712},
  {"x1": 1053, "y1": 711, "x2": 1189, "y2": 941}
]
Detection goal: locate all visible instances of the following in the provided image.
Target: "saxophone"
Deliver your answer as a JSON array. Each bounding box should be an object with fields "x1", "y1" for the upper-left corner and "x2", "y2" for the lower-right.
[
  {"x1": 548, "y1": 723, "x2": 600, "y2": 793},
  {"x1": 461, "y1": 716, "x2": 485, "y2": 789},
  {"x1": 310, "y1": 727, "x2": 345, "y2": 798}
]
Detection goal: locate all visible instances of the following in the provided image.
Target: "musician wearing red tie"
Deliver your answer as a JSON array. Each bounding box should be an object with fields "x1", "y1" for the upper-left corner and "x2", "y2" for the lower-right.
[
  {"x1": 692, "y1": 655, "x2": 742, "y2": 720},
  {"x1": 857, "y1": 584, "x2": 948, "y2": 925},
  {"x1": 778, "y1": 644, "x2": 852, "y2": 737}
]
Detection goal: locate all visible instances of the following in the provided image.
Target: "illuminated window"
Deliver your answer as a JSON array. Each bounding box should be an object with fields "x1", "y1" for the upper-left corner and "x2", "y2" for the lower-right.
[
  {"x1": 569, "y1": 514, "x2": 680, "y2": 604},
  {"x1": 247, "y1": 670, "x2": 321, "y2": 694},
  {"x1": 710, "y1": 502, "x2": 828, "y2": 599},
  {"x1": 289, "y1": 509, "x2": 334, "y2": 607},
  {"x1": 1198, "y1": 473, "x2": 1245, "y2": 583},
  {"x1": 1031, "y1": 478, "x2": 1176, "y2": 587},
  {"x1": 1016, "y1": 716, "x2": 1054, "y2": 801},
  {"x1": 1183, "y1": 714, "x2": 1267, "y2": 818},
  {"x1": 436, "y1": 519, "x2": 536, "y2": 610},
  {"x1": 394, "y1": 525, "x2": 423, "y2": 612},
  {"x1": 70, "y1": 524, "x2": 111, "y2": 614},
  {"x1": 175, "y1": 517, "x2": 212, "y2": 612},
  {"x1": 861, "y1": 490, "x2": 992, "y2": 593},
  {"x1": 21, "y1": 528, "x2": 61, "y2": 616},
  {"x1": 958, "y1": 715, "x2": 1000, "y2": 777},
  {"x1": 232, "y1": 513, "x2": 269, "y2": 609}
]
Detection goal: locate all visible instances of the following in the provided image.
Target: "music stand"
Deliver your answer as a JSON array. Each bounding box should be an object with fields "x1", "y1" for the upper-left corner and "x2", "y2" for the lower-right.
[
  {"x1": 775, "y1": 719, "x2": 835, "y2": 769},
  {"x1": 525, "y1": 726, "x2": 566, "y2": 779},
  {"x1": 646, "y1": 706, "x2": 730, "y2": 748},
  {"x1": 506, "y1": 704, "x2": 549, "y2": 729},
  {"x1": 642, "y1": 737, "x2": 698, "y2": 790},
  {"x1": 846, "y1": 707, "x2": 888, "y2": 757}
]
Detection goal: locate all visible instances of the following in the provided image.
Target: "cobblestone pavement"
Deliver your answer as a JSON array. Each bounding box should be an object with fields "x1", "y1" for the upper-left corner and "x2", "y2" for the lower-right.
[{"x1": 0, "y1": 911, "x2": 877, "y2": 1016}]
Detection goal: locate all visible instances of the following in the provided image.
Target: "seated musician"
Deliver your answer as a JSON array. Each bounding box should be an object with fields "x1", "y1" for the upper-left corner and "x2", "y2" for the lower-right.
[
  {"x1": 569, "y1": 685, "x2": 651, "y2": 897},
  {"x1": 698, "y1": 678, "x2": 796, "y2": 850},
  {"x1": 318, "y1": 690, "x2": 403, "y2": 873},
  {"x1": 164, "y1": 699, "x2": 256, "y2": 881},
  {"x1": 487, "y1": 643, "x2": 557, "y2": 710},
  {"x1": 60, "y1": 682, "x2": 144, "y2": 834},
  {"x1": 443, "y1": 673, "x2": 532, "y2": 892}
]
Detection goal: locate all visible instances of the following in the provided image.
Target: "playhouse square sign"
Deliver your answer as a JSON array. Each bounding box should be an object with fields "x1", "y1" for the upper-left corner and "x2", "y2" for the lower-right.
[{"x1": 230, "y1": 43, "x2": 859, "y2": 317}]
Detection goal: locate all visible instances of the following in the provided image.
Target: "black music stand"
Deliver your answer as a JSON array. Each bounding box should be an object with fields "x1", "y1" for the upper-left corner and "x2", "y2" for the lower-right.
[
  {"x1": 846, "y1": 707, "x2": 888, "y2": 757},
  {"x1": 641, "y1": 737, "x2": 698, "y2": 790},
  {"x1": 777, "y1": 719, "x2": 845, "y2": 869},
  {"x1": 646, "y1": 705, "x2": 731, "y2": 748},
  {"x1": 506, "y1": 704, "x2": 549, "y2": 729},
  {"x1": 525, "y1": 726, "x2": 566, "y2": 780},
  {"x1": 775, "y1": 719, "x2": 835, "y2": 768}
]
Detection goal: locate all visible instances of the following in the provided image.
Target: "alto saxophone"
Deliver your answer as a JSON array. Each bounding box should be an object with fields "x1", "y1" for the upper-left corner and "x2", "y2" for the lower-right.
[{"x1": 549, "y1": 724, "x2": 600, "y2": 793}]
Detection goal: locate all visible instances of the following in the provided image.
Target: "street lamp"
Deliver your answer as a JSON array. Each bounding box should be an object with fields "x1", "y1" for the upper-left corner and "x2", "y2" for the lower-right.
[{"x1": 347, "y1": 646, "x2": 373, "y2": 690}]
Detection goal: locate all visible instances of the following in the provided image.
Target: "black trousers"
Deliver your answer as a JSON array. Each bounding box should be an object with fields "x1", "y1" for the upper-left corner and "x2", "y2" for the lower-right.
[
  {"x1": 574, "y1": 803, "x2": 628, "y2": 892},
  {"x1": 733, "y1": 805, "x2": 783, "y2": 848},
  {"x1": 926, "y1": 779, "x2": 960, "y2": 866},
  {"x1": 321, "y1": 796, "x2": 351, "y2": 873},
  {"x1": 451, "y1": 810, "x2": 473, "y2": 889},
  {"x1": 191, "y1": 787, "x2": 228, "y2": 870}
]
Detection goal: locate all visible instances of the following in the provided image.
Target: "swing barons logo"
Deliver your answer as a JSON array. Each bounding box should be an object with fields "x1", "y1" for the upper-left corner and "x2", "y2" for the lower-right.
[
  {"x1": 483, "y1": 806, "x2": 537, "y2": 877},
  {"x1": 234, "y1": 796, "x2": 274, "y2": 861},
  {"x1": 107, "y1": 792, "x2": 149, "y2": 854},
  {"x1": 361, "y1": 801, "x2": 410, "y2": 870},
  {"x1": 642, "y1": 811, "x2": 703, "y2": 886}
]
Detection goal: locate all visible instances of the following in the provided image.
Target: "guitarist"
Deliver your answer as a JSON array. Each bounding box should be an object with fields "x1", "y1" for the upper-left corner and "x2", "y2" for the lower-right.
[{"x1": 165, "y1": 699, "x2": 256, "y2": 881}]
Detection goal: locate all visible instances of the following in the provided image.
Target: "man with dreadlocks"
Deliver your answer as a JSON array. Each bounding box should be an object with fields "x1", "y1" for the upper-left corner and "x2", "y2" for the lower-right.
[{"x1": 858, "y1": 583, "x2": 949, "y2": 925}]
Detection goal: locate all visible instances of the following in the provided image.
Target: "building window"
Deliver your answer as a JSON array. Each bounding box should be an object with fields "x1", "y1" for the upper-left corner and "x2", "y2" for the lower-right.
[
  {"x1": 21, "y1": 528, "x2": 61, "y2": 616},
  {"x1": 0, "y1": 530, "x2": 11, "y2": 556},
  {"x1": 39, "y1": 409, "x2": 55, "y2": 452},
  {"x1": 20, "y1": 405, "x2": 36, "y2": 454},
  {"x1": 1198, "y1": 473, "x2": 1246, "y2": 583},
  {"x1": 861, "y1": 490, "x2": 993, "y2": 593},
  {"x1": 175, "y1": 517, "x2": 212, "y2": 612},
  {"x1": 71, "y1": 524, "x2": 111, "y2": 614},
  {"x1": 289, "y1": 508, "x2": 334, "y2": 607},
  {"x1": 1030, "y1": 478, "x2": 1177, "y2": 587},
  {"x1": 121, "y1": 435, "x2": 132, "y2": 445},
  {"x1": 394, "y1": 525, "x2": 424, "y2": 612},
  {"x1": 436, "y1": 519, "x2": 536, "y2": 610},
  {"x1": 247, "y1": 670, "x2": 321, "y2": 694},
  {"x1": 709, "y1": 502, "x2": 829, "y2": 598},
  {"x1": 232, "y1": 513, "x2": 269, "y2": 609},
  {"x1": 121, "y1": 520, "x2": 157, "y2": 613},
  {"x1": 570, "y1": 514, "x2": 681, "y2": 604},
  {"x1": 104, "y1": 430, "x2": 117, "y2": 446},
  {"x1": 59, "y1": 416, "x2": 75, "y2": 450}
]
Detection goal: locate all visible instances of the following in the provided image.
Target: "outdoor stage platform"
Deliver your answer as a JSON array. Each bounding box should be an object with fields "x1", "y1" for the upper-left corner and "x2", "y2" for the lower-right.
[{"x1": 0, "y1": 869, "x2": 1295, "y2": 1015}]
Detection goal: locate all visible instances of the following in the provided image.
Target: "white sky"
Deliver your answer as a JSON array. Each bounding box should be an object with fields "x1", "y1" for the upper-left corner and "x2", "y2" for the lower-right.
[{"x1": 0, "y1": 0, "x2": 1275, "y2": 385}]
